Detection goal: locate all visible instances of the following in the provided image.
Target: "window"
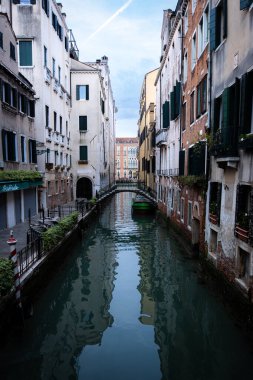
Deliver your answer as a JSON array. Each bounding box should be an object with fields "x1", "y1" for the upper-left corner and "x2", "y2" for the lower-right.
[
  {"x1": 196, "y1": 76, "x2": 207, "y2": 118},
  {"x1": 192, "y1": 0, "x2": 197, "y2": 14},
  {"x1": 183, "y1": 51, "x2": 188, "y2": 83},
  {"x1": 182, "y1": 102, "x2": 186, "y2": 131},
  {"x1": 19, "y1": 93, "x2": 27, "y2": 113},
  {"x1": 240, "y1": 0, "x2": 253, "y2": 10},
  {"x1": 47, "y1": 180, "x2": 51, "y2": 195},
  {"x1": 2, "y1": 130, "x2": 17, "y2": 162},
  {"x1": 54, "y1": 151, "x2": 58, "y2": 166},
  {"x1": 57, "y1": 23, "x2": 63, "y2": 41},
  {"x1": 79, "y1": 116, "x2": 87, "y2": 132},
  {"x1": 198, "y1": 18, "x2": 204, "y2": 58},
  {"x1": 210, "y1": 0, "x2": 227, "y2": 51},
  {"x1": 44, "y1": 45, "x2": 47, "y2": 67},
  {"x1": 188, "y1": 202, "x2": 192, "y2": 227},
  {"x1": 190, "y1": 91, "x2": 195, "y2": 124},
  {"x1": 42, "y1": 0, "x2": 49, "y2": 16},
  {"x1": 76, "y1": 85, "x2": 89, "y2": 100},
  {"x1": 203, "y1": 5, "x2": 209, "y2": 46},
  {"x1": 184, "y1": 7, "x2": 188, "y2": 35},
  {"x1": 65, "y1": 36, "x2": 69, "y2": 52},
  {"x1": 58, "y1": 116, "x2": 62, "y2": 135},
  {"x1": 191, "y1": 33, "x2": 196, "y2": 69},
  {"x1": 58, "y1": 66, "x2": 61, "y2": 84},
  {"x1": 79, "y1": 146, "x2": 88, "y2": 161},
  {"x1": 54, "y1": 111, "x2": 57, "y2": 132},
  {"x1": 19, "y1": 40, "x2": 32, "y2": 66},
  {"x1": 21, "y1": 136, "x2": 26, "y2": 162},
  {"x1": 10, "y1": 42, "x2": 16, "y2": 60},
  {"x1": 28, "y1": 99, "x2": 35, "y2": 117},
  {"x1": 180, "y1": 198, "x2": 185, "y2": 221},
  {"x1": 0, "y1": 32, "x2": 3, "y2": 49},
  {"x1": 55, "y1": 180, "x2": 59, "y2": 194},
  {"x1": 52, "y1": 12, "x2": 57, "y2": 30},
  {"x1": 28, "y1": 139, "x2": 37, "y2": 163},
  {"x1": 20, "y1": 0, "x2": 36, "y2": 4},
  {"x1": 45, "y1": 105, "x2": 49, "y2": 128},
  {"x1": 52, "y1": 58, "x2": 56, "y2": 77}
]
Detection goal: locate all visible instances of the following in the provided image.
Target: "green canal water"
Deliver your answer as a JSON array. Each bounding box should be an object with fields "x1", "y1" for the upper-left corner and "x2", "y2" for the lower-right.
[{"x1": 1, "y1": 192, "x2": 253, "y2": 380}]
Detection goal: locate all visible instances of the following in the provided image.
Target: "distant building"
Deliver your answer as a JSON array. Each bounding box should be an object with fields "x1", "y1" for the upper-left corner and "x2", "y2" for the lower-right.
[
  {"x1": 138, "y1": 68, "x2": 158, "y2": 193},
  {"x1": 115, "y1": 137, "x2": 138, "y2": 180},
  {"x1": 71, "y1": 56, "x2": 116, "y2": 199},
  {"x1": 0, "y1": 12, "x2": 40, "y2": 229}
]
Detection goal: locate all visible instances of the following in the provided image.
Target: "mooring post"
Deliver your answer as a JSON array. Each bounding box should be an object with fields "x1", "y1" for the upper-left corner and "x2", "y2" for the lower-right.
[{"x1": 7, "y1": 230, "x2": 22, "y2": 310}]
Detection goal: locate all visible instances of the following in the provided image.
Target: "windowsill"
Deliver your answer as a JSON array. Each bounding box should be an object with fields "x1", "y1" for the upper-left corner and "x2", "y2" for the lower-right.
[
  {"x1": 187, "y1": 225, "x2": 192, "y2": 231},
  {"x1": 208, "y1": 251, "x2": 217, "y2": 262},
  {"x1": 19, "y1": 65, "x2": 34, "y2": 69},
  {"x1": 2, "y1": 102, "x2": 18, "y2": 114},
  {"x1": 28, "y1": 116, "x2": 34, "y2": 121},
  {"x1": 79, "y1": 130, "x2": 87, "y2": 133}
]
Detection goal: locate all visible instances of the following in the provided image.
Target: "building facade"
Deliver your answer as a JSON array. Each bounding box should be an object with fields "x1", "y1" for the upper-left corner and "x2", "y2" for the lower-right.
[
  {"x1": 115, "y1": 137, "x2": 138, "y2": 180},
  {"x1": 138, "y1": 68, "x2": 158, "y2": 193},
  {"x1": 71, "y1": 56, "x2": 116, "y2": 200},
  {"x1": 206, "y1": 0, "x2": 253, "y2": 298},
  {"x1": 0, "y1": 12, "x2": 41, "y2": 230},
  {"x1": 155, "y1": 4, "x2": 183, "y2": 216},
  {"x1": 177, "y1": 0, "x2": 209, "y2": 252},
  {"x1": 3, "y1": 0, "x2": 77, "y2": 211}
]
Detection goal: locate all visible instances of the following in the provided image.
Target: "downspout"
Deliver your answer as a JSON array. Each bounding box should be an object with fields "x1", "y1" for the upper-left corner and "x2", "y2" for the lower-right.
[{"x1": 207, "y1": 3, "x2": 212, "y2": 178}]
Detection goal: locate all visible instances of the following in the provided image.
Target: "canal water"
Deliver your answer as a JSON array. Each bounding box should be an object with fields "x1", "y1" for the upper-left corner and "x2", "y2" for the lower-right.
[{"x1": 1, "y1": 192, "x2": 253, "y2": 380}]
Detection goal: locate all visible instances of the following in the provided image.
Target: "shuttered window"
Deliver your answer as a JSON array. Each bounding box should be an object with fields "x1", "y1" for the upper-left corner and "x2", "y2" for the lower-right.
[
  {"x1": 210, "y1": 0, "x2": 227, "y2": 51},
  {"x1": 79, "y1": 146, "x2": 88, "y2": 161},
  {"x1": 19, "y1": 40, "x2": 32, "y2": 66},
  {"x1": 42, "y1": 0, "x2": 49, "y2": 16},
  {"x1": 179, "y1": 150, "x2": 185, "y2": 176},
  {"x1": 0, "y1": 32, "x2": 3, "y2": 49},
  {"x1": 21, "y1": 136, "x2": 26, "y2": 162},
  {"x1": 29, "y1": 139, "x2": 37, "y2": 163},
  {"x1": 79, "y1": 116, "x2": 87, "y2": 131},
  {"x1": 162, "y1": 101, "x2": 170, "y2": 129}
]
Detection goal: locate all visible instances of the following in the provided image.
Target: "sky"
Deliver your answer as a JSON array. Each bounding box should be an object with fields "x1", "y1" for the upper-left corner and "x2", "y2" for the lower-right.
[{"x1": 62, "y1": 0, "x2": 178, "y2": 137}]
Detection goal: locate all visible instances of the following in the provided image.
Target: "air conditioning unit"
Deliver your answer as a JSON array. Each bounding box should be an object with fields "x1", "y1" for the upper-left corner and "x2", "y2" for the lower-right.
[{"x1": 0, "y1": 161, "x2": 4, "y2": 169}]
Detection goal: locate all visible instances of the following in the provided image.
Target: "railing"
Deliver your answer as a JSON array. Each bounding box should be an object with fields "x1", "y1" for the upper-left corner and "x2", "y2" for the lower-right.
[
  {"x1": 18, "y1": 238, "x2": 43, "y2": 276},
  {"x1": 44, "y1": 67, "x2": 51, "y2": 84},
  {"x1": 156, "y1": 129, "x2": 168, "y2": 146}
]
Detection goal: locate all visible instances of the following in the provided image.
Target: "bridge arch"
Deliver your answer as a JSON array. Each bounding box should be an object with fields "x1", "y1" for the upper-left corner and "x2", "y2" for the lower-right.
[{"x1": 76, "y1": 177, "x2": 93, "y2": 199}]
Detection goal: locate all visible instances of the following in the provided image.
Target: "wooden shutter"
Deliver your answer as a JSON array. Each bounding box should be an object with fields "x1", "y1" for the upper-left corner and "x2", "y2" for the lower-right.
[
  {"x1": 170, "y1": 91, "x2": 175, "y2": 120},
  {"x1": 1, "y1": 130, "x2": 6, "y2": 161},
  {"x1": 210, "y1": 7, "x2": 217, "y2": 51},
  {"x1": 76, "y1": 85, "x2": 80, "y2": 100},
  {"x1": 32, "y1": 140, "x2": 37, "y2": 163},
  {"x1": 13, "y1": 0, "x2": 20, "y2": 4},
  {"x1": 223, "y1": 0, "x2": 227, "y2": 39},
  {"x1": 179, "y1": 150, "x2": 185, "y2": 176},
  {"x1": 240, "y1": 0, "x2": 252, "y2": 10},
  {"x1": 175, "y1": 81, "x2": 181, "y2": 118},
  {"x1": 239, "y1": 72, "x2": 251, "y2": 134},
  {"x1": 29, "y1": 100, "x2": 35, "y2": 117},
  {"x1": 86, "y1": 85, "x2": 89, "y2": 100},
  {"x1": 31, "y1": 0, "x2": 36, "y2": 4},
  {"x1": 222, "y1": 87, "x2": 230, "y2": 146}
]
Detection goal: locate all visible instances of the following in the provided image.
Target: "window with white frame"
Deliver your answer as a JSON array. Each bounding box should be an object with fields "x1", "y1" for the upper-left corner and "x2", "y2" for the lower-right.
[
  {"x1": 191, "y1": 33, "x2": 197, "y2": 69},
  {"x1": 183, "y1": 51, "x2": 188, "y2": 83},
  {"x1": 184, "y1": 7, "x2": 188, "y2": 35},
  {"x1": 198, "y1": 18, "x2": 204, "y2": 58}
]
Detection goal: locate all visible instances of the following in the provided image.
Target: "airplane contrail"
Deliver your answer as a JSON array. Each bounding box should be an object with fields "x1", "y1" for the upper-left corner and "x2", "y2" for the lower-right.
[{"x1": 85, "y1": 0, "x2": 133, "y2": 41}]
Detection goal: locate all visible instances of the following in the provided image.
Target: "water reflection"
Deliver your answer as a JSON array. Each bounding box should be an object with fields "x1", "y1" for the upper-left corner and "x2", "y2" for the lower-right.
[{"x1": 1, "y1": 192, "x2": 253, "y2": 380}]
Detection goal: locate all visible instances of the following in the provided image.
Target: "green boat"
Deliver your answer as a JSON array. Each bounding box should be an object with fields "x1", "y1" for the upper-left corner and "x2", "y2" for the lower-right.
[{"x1": 132, "y1": 195, "x2": 156, "y2": 211}]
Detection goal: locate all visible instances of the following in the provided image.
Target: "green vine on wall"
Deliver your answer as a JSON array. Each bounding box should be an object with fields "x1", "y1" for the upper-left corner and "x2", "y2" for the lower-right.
[
  {"x1": 0, "y1": 258, "x2": 14, "y2": 298},
  {"x1": 177, "y1": 175, "x2": 207, "y2": 190}
]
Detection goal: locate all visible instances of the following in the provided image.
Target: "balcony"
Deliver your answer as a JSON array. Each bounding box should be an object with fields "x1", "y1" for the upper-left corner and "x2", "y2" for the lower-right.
[
  {"x1": 45, "y1": 162, "x2": 53, "y2": 170},
  {"x1": 53, "y1": 133, "x2": 59, "y2": 145},
  {"x1": 46, "y1": 129, "x2": 52, "y2": 142},
  {"x1": 66, "y1": 93, "x2": 70, "y2": 106},
  {"x1": 44, "y1": 67, "x2": 51, "y2": 85},
  {"x1": 235, "y1": 225, "x2": 249, "y2": 244},
  {"x1": 60, "y1": 135, "x2": 65, "y2": 147},
  {"x1": 211, "y1": 129, "x2": 239, "y2": 168},
  {"x1": 156, "y1": 129, "x2": 168, "y2": 146},
  {"x1": 53, "y1": 78, "x2": 59, "y2": 93},
  {"x1": 59, "y1": 86, "x2": 64, "y2": 99}
]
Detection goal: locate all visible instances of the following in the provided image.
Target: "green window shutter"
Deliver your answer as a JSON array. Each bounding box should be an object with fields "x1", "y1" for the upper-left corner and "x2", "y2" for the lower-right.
[
  {"x1": 162, "y1": 101, "x2": 170, "y2": 128},
  {"x1": 170, "y1": 91, "x2": 175, "y2": 120},
  {"x1": 240, "y1": 0, "x2": 252, "y2": 11},
  {"x1": 213, "y1": 97, "x2": 220, "y2": 133},
  {"x1": 0, "y1": 32, "x2": 3, "y2": 49},
  {"x1": 240, "y1": 72, "x2": 251, "y2": 134},
  {"x1": 222, "y1": 88, "x2": 230, "y2": 146},
  {"x1": 179, "y1": 150, "x2": 185, "y2": 176},
  {"x1": 210, "y1": 7, "x2": 217, "y2": 51},
  {"x1": 175, "y1": 81, "x2": 181, "y2": 118},
  {"x1": 80, "y1": 146, "x2": 87, "y2": 161},
  {"x1": 76, "y1": 85, "x2": 80, "y2": 100},
  {"x1": 86, "y1": 85, "x2": 89, "y2": 100},
  {"x1": 32, "y1": 140, "x2": 37, "y2": 163},
  {"x1": 29, "y1": 100, "x2": 35, "y2": 117},
  {"x1": 223, "y1": 0, "x2": 227, "y2": 39},
  {"x1": 79, "y1": 116, "x2": 87, "y2": 131},
  {"x1": 2, "y1": 130, "x2": 6, "y2": 161},
  {"x1": 197, "y1": 85, "x2": 201, "y2": 118},
  {"x1": 19, "y1": 41, "x2": 32, "y2": 66}
]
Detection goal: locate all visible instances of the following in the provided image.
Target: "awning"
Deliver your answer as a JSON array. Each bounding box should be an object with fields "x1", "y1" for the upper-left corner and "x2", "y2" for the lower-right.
[{"x1": 0, "y1": 180, "x2": 43, "y2": 193}]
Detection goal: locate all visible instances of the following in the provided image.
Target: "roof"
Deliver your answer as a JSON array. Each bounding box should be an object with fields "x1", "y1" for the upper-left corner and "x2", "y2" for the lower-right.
[{"x1": 116, "y1": 137, "x2": 138, "y2": 144}]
